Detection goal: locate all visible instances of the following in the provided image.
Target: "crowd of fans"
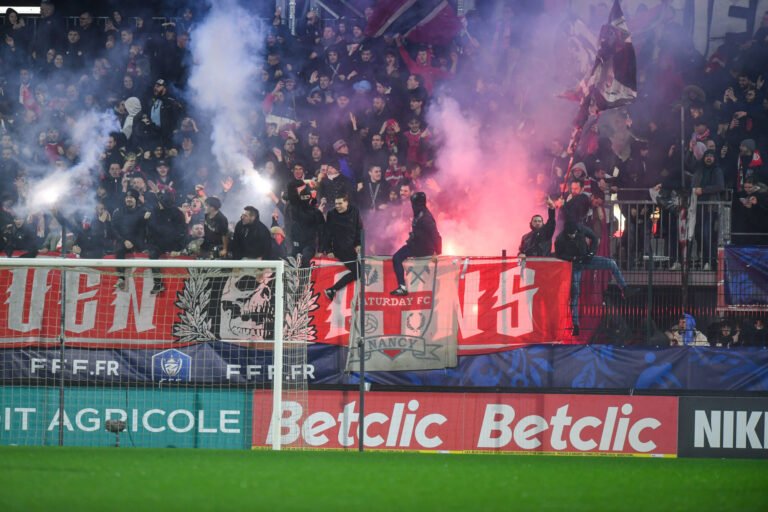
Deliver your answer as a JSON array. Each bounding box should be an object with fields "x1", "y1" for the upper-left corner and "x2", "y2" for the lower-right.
[{"x1": 0, "y1": 2, "x2": 765, "y2": 294}]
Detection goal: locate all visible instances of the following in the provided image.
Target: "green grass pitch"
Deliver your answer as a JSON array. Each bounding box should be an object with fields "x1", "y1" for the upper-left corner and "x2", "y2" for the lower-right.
[{"x1": 1, "y1": 447, "x2": 766, "y2": 511}]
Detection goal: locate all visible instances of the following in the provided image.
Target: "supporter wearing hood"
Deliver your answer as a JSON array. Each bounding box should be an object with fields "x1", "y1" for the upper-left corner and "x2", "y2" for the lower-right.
[
  {"x1": 390, "y1": 192, "x2": 441, "y2": 296},
  {"x1": 666, "y1": 314, "x2": 708, "y2": 346},
  {"x1": 735, "y1": 138, "x2": 765, "y2": 190}
]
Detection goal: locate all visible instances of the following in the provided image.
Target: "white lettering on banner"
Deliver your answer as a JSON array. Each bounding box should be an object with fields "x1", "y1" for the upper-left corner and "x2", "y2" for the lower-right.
[
  {"x1": 31, "y1": 408, "x2": 241, "y2": 434},
  {"x1": 75, "y1": 408, "x2": 100, "y2": 432},
  {"x1": 47, "y1": 409, "x2": 74, "y2": 431},
  {"x1": 493, "y1": 267, "x2": 538, "y2": 337},
  {"x1": 65, "y1": 272, "x2": 100, "y2": 333},
  {"x1": 109, "y1": 271, "x2": 158, "y2": 333},
  {"x1": 476, "y1": 403, "x2": 661, "y2": 453},
  {"x1": 326, "y1": 271, "x2": 352, "y2": 338},
  {"x1": 694, "y1": 410, "x2": 768, "y2": 449},
  {"x1": 225, "y1": 364, "x2": 315, "y2": 380},
  {"x1": 6, "y1": 268, "x2": 50, "y2": 332},
  {"x1": 456, "y1": 271, "x2": 482, "y2": 338},
  {"x1": 30, "y1": 358, "x2": 120, "y2": 376},
  {"x1": 0, "y1": 408, "x2": 37, "y2": 430},
  {"x1": 266, "y1": 400, "x2": 446, "y2": 449}
]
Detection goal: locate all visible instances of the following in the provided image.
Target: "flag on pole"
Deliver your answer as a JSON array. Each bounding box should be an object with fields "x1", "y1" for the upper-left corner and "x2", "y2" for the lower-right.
[
  {"x1": 563, "y1": 0, "x2": 637, "y2": 187},
  {"x1": 364, "y1": 0, "x2": 463, "y2": 45},
  {"x1": 570, "y1": 0, "x2": 637, "y2": 125}
]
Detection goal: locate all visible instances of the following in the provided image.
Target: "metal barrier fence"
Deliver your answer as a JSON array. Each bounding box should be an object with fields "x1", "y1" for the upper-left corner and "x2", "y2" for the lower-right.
[{"x1": 604, "y1": 195, "x2": 730, "y2": 273}]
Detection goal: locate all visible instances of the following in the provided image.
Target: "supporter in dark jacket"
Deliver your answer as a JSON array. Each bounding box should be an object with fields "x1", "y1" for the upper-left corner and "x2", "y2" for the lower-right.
[
  {"x1": 321, "y1": 193, "x2": 363, "y2": 300},
  {"x1": 111, "y1": 190, "x2": 148, "y2": 290},
  {"x1": 390, "y1": 192, "x2": 441, "y2": 296},
  {"x1": 559, "y1": 179, "x2": 591, "y2": 226},
  {"x1": 145, "y1": 191, "x2": 186, "y2": 293},
  {"x1": 519, "y1": 200, "x2": 556, "y2": 258},
  {"x1": 54, "y1": 205, "x2": 112, "y2": 258},
  {"x1": 231, "y1": 206, "x2": 272, "y2": 260},
  {"x1": 555, "y1": 222, "x2": 631, "y2": 336},
  {"x1": 284, "y1": 179, "x2": 324, "y2": 266},
  {"x1": 2, "y1": 215, "x2": 38, "y2": 257}
]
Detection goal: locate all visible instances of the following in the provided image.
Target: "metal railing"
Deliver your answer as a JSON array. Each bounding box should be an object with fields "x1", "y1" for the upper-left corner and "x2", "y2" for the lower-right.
[{"x1": 603, "y1": 194, "x2": 731, "y2": 273}]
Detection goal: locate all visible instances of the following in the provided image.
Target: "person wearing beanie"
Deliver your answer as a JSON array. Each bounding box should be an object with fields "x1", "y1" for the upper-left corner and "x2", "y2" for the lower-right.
[
  {"x1": 112, "y1": 189, "x2": 148, "y2": 291},
  {"x1": 390, "y1": 192, "x2": 441, "y2": 296},
  {"x1": 269, "y1": 225, "x2": 287, "y2": 260},
  {"x1": 202, "y1": 196, "x2": 228, "y2": 259}
]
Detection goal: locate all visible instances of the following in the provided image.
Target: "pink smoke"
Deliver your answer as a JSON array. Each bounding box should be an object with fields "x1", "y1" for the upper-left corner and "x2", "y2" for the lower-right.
[{"x1": 426, "y1": 97, "x2": 548, "y2": 257}]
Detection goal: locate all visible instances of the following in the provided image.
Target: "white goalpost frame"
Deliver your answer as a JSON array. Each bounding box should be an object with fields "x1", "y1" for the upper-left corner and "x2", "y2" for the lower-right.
[{"x1": 0, "y1": 257, "x2": 286, "y2": 451}]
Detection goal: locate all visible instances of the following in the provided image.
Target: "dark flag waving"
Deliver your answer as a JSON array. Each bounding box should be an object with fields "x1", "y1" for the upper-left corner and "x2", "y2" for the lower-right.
[
  {"x1": 364, "y1": 0, "x2": 463, "y2": 46},
  {"x1": 573, "y1": 0, "x2": 637, "y2": 128}
]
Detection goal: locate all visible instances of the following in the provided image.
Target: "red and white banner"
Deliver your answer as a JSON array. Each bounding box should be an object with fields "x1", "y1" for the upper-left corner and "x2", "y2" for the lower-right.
[
  {"x1": 253, "y1": 390, "x2": 678, "y2": 456},
  {"x1": 0, "y1": 265, "x2": 186, "y2": 347},
  {"x1": 0, "y1": 256, "x2": 572, "y2": 357},
  {"x1": 312, "y1": 257, "x2": 573, "y2": 362}
]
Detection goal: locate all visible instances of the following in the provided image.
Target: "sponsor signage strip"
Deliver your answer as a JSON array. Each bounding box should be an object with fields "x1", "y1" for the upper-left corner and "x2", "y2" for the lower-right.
[
  {"x1": 4, "y1": 343, "x2": 768, "y2": 391},
  {"x1": 252, "y1": 390, "x2": 678, "y2": 456},
  {"x1": 678, "y1": 396, "x2": 768, "y2": 459},
  {"x1": 0, "y1": 342, "x2": 340, "y2": 385},
  {"x1": 0, "y1": 386, "x2": 251, "y2": 449}
]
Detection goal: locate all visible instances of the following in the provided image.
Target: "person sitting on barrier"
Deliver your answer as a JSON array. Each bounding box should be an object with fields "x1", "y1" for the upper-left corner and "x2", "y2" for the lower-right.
[
  {"x1": 390, "y1": 191, "x2": 441, "y2": 296},
  {"x1": 145, "y1": 191, "x2": 186, "y2": 294},
  {"x1": 518, "y1": 197, "x2": 556, "y2": 259},
  {"x1": 112, "y1": 189, "x2": 148, "y2": 290},
  {"x1": 320, "y1": 192, "x2": 363, "y2": 301},
  {"x1": 555, "y1": 221, "x2": 634, "y2": 337},
  {"x1": 665, "y1": 314, "x2": 708, "y2": 346}
]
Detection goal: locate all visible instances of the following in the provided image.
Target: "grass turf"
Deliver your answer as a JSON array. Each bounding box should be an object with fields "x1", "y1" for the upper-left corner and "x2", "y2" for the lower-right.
[{"x1": 0, "y1": 447, "x2": 766, "y2": 512}]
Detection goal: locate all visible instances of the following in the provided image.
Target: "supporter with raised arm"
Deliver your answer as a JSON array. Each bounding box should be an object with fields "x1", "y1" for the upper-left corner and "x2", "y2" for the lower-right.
[
  {"x1": 519, "y1": 197, "x2": 556, "y2": 259},
  {"x1": 395, "y1": 36, "x2": 456, "y2": 95}
]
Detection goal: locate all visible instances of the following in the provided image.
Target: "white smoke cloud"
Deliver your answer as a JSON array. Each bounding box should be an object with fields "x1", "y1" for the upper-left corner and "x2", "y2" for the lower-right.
[
  {"x1": 187, "y1": 0, "x2": 273, "y2": 221},
  {"x1": 24, "y1": 110, "x2": 119, "y2": 216}
]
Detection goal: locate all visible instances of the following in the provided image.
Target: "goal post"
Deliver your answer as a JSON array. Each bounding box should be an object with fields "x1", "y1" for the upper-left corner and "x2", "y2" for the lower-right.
[{"x1": 0, "y1": 257, "x2": 302, "y2": 451}]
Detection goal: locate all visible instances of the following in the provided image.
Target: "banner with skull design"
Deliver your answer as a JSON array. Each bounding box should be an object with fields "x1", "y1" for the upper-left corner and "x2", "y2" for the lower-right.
[{"x1": 0, "y1": 257, "x2": 572, "y2": 368}]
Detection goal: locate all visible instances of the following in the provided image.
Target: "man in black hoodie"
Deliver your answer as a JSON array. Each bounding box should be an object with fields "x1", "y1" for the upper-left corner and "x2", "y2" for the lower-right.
[
  {"x1": 321, "y1": 193, "x2": 362, "y2": 300},
  {"x1": 555, "y1": 221, "x2": 631, "y2": 336},
  {"x1": 112, "y1": 189, "x2": 148, "y2": 291},
  {"x1": 390, "y1": 192, "x2": 441, "y2": 296},
  {"x1": 146, "y1": 191, "x2": 186, "y2": 294}
]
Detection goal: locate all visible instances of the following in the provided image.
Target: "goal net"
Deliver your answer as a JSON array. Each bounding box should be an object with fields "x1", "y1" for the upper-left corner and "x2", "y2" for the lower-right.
[{"x1": 0, "y1": 257, "x2": 309, "y2": 450}]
